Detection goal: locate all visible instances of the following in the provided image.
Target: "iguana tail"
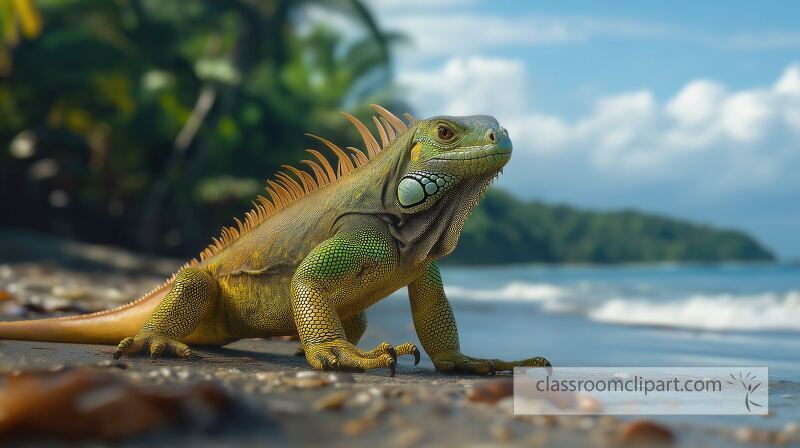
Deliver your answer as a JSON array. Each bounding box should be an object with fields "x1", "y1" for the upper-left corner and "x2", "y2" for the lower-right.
[{"x1": 0, "y1": 281, "x2": 170, "y2": 345}]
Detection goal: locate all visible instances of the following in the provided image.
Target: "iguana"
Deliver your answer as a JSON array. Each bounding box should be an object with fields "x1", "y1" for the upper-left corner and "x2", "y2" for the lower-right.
[{"x1": 0, "y1": 105, "x2": 549, "y2": 375}]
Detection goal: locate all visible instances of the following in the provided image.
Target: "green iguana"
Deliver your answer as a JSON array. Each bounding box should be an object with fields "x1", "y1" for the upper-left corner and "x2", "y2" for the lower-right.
[{"x1": 0, "y1": 105, "x2": 549, "y2": 375}]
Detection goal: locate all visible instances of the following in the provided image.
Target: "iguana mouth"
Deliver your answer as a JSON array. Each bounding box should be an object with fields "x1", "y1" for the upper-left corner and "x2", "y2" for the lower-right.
[{"x1": 430, "y1": 144, "x2": 512, "y2": 162}]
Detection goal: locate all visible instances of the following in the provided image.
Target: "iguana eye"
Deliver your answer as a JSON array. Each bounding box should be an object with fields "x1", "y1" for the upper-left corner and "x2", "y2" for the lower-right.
[{"x1": 436, "y1": 124, "x2": 455, "y2": 142}]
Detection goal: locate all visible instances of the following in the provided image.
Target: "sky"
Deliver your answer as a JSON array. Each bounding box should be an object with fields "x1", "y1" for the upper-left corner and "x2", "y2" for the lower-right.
[{"x1": 328, "y1": 1, "x2": 800, "y2": 258}]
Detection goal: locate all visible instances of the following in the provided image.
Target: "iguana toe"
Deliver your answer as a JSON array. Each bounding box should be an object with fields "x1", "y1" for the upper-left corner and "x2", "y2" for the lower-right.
[
  {"x1": 393, "y1": 342, "x2": 420, "y2": 365},
  {"x1": 113, "y1": 332, "x2": 192, "y2": 360},
  {"x1": 360, "y1": 341, "x2": 420, "y2": 366}
]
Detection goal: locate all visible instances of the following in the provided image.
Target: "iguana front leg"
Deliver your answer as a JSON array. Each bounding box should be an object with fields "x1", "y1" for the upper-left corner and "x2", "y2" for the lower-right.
[
  {"x1": 291, "y1": 229, "x2": 418, "y2": 375},
  {"x1": 294, "y1": 311, "x2": 419, "y2": 363},
  {"x1": 409, "y1": 262, "x2": 550, "y2": 374}
]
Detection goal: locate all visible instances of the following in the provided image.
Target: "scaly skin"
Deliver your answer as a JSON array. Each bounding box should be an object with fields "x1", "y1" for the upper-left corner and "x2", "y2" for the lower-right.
[{"x1": 0, "y1": 106, "x2": 550, "y2": 376}]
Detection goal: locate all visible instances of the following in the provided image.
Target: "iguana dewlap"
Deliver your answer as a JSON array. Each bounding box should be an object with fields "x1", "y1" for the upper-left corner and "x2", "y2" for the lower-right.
[{"x1": 0, "y1": 105, "x2": 549, "y2": 375}]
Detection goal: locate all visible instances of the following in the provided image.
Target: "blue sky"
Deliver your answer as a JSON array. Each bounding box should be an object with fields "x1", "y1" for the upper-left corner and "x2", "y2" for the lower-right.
[{"x1": 321, "y1": 1, "x2": 800, "y2": 258}]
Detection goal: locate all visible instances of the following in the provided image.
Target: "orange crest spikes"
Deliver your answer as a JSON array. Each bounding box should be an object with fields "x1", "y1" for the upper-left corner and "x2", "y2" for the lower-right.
[{"x1": 196, "y1": 105, "x2": 412, "y2": 262}]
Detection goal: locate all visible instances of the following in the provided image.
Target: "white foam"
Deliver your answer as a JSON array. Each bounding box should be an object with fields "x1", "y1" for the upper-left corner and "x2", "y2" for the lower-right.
[
  {"x1": 588, "y1": 291, "x2": 800, "y2": 331},
  {"x1": 445, "y1": 282, "x2": 567, "y2": 303}
]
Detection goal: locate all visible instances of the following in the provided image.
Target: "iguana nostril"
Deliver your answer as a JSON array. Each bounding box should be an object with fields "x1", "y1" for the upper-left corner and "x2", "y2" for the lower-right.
[{"x1": 488, "y1": 131, "x2": 496, "y2": 143}]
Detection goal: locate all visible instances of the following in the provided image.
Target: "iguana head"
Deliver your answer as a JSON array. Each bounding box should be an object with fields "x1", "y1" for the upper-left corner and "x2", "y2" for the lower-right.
[
  {"x1": 396, "y1": 115, "x2": 512, "y2": 212},
  {"x1": 366, "y1": 113, "x2": 512, "y2": 261}
]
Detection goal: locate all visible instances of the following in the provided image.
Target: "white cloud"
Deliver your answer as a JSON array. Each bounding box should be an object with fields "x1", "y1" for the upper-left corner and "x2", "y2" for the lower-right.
[
  {"x1": 720, "y1": 90, "x2": 774, "y2": 142},
  {"x1": 399, "y1": 57, "x2": 528, "y2": 116},
  {"x1": 402, "y1": 60, "x2": 800, "y2": 202},
  {"x1": 666, "y1": 80, "x2": 726, "y2": 127},
  {"x1": 775, "y1": 65, "x2": 800, "y2": 94}
]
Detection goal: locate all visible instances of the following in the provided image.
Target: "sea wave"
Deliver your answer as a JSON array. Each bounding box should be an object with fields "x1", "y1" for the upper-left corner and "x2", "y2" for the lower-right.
[
  {"x1": 588, "y1": 291, "x2": 800, "y2": 331},
  {"x1": 445, "y1": 282, "x2": 567, "y2": 302},
  {"x1": 444, "y1": 280, "x2": 800, "y2": 331}
]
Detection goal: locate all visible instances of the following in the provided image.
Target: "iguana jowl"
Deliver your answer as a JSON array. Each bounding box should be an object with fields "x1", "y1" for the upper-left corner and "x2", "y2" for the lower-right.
[{"x1": 0, "y1": 105, "x2": 549, "y2": 375}]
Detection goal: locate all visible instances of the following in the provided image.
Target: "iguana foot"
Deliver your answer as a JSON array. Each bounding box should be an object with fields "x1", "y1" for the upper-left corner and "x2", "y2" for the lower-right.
[
  {"x1": 303, "y1": 339, "x2": 419, "y2": 376},
  {"x1": 113, "y1": 331, "x2": 192, "y2": 360},
  {"x1": 432, "y1": 352, "x2": 550, "y2": 375},
  {"x1": 295, "y1": 341, "x2": 420, "y2": 365}
]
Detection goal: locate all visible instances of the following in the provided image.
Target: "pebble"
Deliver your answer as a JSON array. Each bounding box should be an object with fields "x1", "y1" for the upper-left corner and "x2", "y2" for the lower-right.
[
  {"x1": 51, "y1": 285, "x2": 87, "y2": 300},
  {"x1": 297, "y1": 377, "x2": 331, "y2": 389},
  {"x1": 577, "y1": 393, "x2": 602, "y2": 413},
  {"x1": 313, "y1": 390, "x2": 351, "y2": 411},
  {"x1": 734, "y1": 426, "x2": 773, "y2": 444},
  {"x1": 351, "y1": 389, "x2": 381, "y2": 406},
  {"x1": 0, "y1": 289, "x2": 15, "y2": 302},
  {"x1": 254, "y1": 371, "x2": 281, "y2": 384},
  {"x1": 619, "y1": 420, "x2": 674, "y2": 445},
  {"x1": 326, "y1": 372, "x2": 355, "y2": 384},
  {"x1": 467, "y1": 378, "x2": 513, "y2": 404},
  {"x1": 148, "y1": 368, "x2": 172, "y2": 378},
  {"x1": 96, "y1": 360, "x2": 128, "y2": 370},
  {"x1": 533, "y1": 415, "x2": 557, "y2": 427},
  {"x1": 342, "y1": 417, "x2": 374, "y2": 436},
  {"x1": 363, "y1": 399, "x2": 391, "y2": 420}
]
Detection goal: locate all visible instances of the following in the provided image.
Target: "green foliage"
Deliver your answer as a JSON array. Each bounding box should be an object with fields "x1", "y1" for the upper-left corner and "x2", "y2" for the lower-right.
[
  {"x1": 451, "y1": 189, "x2": 775, "y2": 265},
  {"x1": 0, "y1": 0, "x2": 405, "y2": 254}
]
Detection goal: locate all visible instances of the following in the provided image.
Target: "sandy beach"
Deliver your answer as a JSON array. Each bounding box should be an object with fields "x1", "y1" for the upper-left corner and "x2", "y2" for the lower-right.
[{"x1": 1, "y1": 255, "x2": 797, "y2": 446}]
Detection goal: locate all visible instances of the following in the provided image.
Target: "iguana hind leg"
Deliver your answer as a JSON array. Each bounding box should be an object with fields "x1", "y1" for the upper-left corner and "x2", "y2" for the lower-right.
[{"x1": 114, "y1": 267, "x2": 218, "y2": 359}]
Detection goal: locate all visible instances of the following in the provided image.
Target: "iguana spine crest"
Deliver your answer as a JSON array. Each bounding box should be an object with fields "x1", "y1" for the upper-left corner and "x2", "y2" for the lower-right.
[{"x1": 197, "y1": 104, "x2": 411, "y2": 263}]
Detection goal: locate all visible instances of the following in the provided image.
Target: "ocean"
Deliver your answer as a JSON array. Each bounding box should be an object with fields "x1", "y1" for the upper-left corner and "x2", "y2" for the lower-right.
[{"x1": 362, "y1": 262, "x2": 800, "y2": 426}]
